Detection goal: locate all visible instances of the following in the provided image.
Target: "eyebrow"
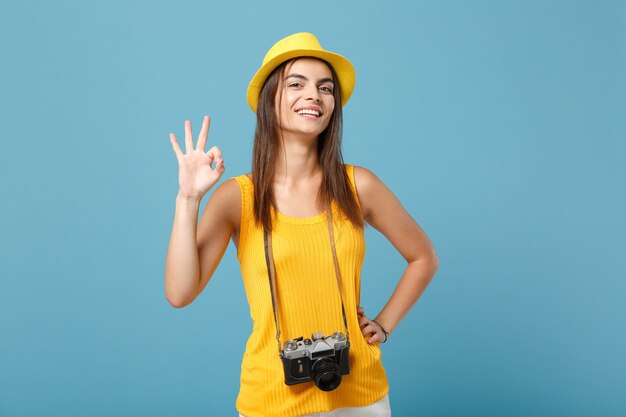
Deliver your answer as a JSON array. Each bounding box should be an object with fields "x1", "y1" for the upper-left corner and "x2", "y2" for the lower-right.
[{"x1": 285, "y1": 73, "x2": 334, "y2": 84}]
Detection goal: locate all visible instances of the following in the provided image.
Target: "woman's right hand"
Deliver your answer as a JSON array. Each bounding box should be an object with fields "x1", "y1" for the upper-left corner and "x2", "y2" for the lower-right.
[{"x1": 169, "y1": 115, "x2": 225, "y2": 200}]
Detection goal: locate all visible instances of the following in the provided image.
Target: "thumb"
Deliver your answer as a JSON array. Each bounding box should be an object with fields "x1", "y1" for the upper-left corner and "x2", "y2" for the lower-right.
[{"x1": 215, "y1": 158, "x2": 225, "y2": 173}]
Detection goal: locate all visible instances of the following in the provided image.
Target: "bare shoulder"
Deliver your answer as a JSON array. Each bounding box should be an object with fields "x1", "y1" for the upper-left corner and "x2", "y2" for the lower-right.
[
  {"x1": 201, "y1": 176, "x2": 242, "y2": 230},
  {"x1": 352, "y1": 165, "x2": 380, "y2": 190},
  {"x1": 351, "y1": 165, "x2": 388, "y2": 221},
  {"x1": 213, "y1": 176, "x2": 242, "y2": 197}
]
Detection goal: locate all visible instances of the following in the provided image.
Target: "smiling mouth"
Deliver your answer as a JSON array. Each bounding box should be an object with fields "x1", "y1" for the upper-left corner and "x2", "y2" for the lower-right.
[{"x1": 296, "y1": 109, "x2": 321, "y2": 117}]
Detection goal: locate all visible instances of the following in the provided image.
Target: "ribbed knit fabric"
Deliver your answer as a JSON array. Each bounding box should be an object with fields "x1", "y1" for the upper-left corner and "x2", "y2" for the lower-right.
[{"x1": 232, "y1": 164, "x2": 389, "y2": 417}]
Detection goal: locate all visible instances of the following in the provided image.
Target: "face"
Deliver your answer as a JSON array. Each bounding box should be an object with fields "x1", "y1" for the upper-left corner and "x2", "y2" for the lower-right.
[{"x1": 275, "y1": 58, "x2": 336, "y2": 138}]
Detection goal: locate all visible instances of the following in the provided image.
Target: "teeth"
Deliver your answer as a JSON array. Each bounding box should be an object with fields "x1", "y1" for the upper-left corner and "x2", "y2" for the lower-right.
[{"x1": 297, "y1": 109, "x2": 320, "y2": 117}]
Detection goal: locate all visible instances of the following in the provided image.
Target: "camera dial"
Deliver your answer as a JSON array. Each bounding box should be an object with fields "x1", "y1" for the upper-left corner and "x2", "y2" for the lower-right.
[
  {"x1": 284, "y1": 340, "x2": 298, "y2": 352},
  {"x1": 332, "y1": 332, "x2": 345, "y2": 341}
]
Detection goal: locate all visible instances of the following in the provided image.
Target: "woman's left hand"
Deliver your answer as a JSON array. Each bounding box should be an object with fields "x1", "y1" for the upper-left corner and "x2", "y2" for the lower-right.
[{"x1": 357, "y1": 306, "x2": 387, "y2": 345}]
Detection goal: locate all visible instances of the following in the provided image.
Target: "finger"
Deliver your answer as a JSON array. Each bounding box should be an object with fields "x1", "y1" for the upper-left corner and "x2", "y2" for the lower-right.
[
  {"x1": 206, "y1": 146, "x2": 223, "y2": 166},
  {"x1": 368, "y1": 333, "x2": 381, "y2": 344},
  {"x1": 169, "y1": 133, "x2": 183, "y2": 162},
  {"x1": 215, "y1": 158, "x2": 225, "y2": 174},
  {"x1": 197, "y1": 115, "x2": 210, "y2": 151},
  {"x1": 358, "y1": 316, "x2": 369, "y2": 328},
  {"x1": 361, "y1": 323, "x2": 377, "y2": 336},
  {"x1": 184, "y1": 120, "x2": 193, "y2": 153},
  {"x1": 210, "y1": 158, "x2": 225, "y2": 179}
]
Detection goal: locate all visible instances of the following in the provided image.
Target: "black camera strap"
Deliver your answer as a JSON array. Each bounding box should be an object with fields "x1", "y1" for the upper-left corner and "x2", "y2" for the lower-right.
[{"x1": 263, "y1": 202, "x2": 351, "y2": 355}]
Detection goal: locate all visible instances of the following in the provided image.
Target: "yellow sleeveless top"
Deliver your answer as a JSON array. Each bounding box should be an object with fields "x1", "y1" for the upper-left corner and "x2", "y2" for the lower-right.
[{"x1": 232, "y1": 164, "x2": 389, "y2": 417}]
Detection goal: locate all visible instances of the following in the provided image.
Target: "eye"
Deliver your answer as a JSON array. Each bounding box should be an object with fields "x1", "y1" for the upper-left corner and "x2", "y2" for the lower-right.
[
  {"x1": 319, "y1": 85, "x2": 334, "y2": 93},
  {"x1": 288, "y1": 82, "x2": 303, "y2": 88}
]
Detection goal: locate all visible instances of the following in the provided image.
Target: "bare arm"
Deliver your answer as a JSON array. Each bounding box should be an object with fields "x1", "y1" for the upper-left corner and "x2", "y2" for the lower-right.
[
  {"x1": 354, "y1": 166, "x2": 439, "y2": 343},
  {"x1": 164, "y1": 116, "x2": 238, "y2": 308},
  {"x1": 164, "y1": 181, "x2": 239, "y2": 308},
  {"x1": 164, "y1": 193, "x2": 203, "y2": 308}
]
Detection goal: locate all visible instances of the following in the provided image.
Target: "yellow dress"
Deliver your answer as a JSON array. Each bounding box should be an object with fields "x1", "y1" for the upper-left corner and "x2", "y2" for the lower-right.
[{"x1": 233, "y1": 164, "x2": 389, "y2": 417}]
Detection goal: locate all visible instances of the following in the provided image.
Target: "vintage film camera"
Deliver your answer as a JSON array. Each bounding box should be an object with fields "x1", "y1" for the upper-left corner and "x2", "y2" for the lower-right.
[{"x1": 281, "y1": 331, "x2": 350, "y2": 391}]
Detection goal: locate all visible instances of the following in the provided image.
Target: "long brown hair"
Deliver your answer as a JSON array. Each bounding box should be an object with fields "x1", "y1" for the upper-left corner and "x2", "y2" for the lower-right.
[{"x1": 251, "y1": 57, "x2": 364, "y2": 231}]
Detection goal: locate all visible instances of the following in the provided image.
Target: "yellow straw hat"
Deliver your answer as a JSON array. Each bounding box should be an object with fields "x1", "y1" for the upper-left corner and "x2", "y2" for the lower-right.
[{"x1": 247, "y1": 32, "x2": 356, "y2": 113}]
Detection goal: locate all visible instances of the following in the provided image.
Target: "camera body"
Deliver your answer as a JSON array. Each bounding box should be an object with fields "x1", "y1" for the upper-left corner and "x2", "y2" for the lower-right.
[{"x1": 280, "y1": 331, "x2": 350, "y2": 391}]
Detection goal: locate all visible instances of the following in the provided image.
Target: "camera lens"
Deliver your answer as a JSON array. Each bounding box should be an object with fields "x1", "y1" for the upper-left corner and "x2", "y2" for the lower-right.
[{"x1": 311, "y1": 359, "x2": 342, "y2": 391}]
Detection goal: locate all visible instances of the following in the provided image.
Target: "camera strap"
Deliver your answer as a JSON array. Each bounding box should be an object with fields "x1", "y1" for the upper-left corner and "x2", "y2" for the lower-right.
[{"x1": 263, "y1": 201, "x2": 351, "y2": 355}]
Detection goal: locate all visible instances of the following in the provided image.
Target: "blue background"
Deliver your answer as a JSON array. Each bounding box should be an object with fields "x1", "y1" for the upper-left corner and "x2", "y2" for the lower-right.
[{"x1": 1, "y1": 1, "x2": 625, "y2": 416}]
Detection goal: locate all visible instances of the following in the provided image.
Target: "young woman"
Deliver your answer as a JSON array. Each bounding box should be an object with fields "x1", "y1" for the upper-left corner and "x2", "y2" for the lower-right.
[{"x1": 165, "y1": 33, "x2": 439, "y2": 417}]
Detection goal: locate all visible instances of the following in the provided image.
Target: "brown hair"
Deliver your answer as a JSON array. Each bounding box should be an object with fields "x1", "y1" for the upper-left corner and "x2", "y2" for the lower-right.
[{"x1": 251, "y1": 57, "x2": 364, "y2": 231}]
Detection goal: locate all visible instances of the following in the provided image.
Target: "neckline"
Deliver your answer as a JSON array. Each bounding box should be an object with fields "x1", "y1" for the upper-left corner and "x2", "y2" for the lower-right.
[
  {"x1": 240, "y1": 174, "x2": 332, "y2": 225},
  {"x1": 274, "y1": 208, "x2": 328, "y2": 224}
]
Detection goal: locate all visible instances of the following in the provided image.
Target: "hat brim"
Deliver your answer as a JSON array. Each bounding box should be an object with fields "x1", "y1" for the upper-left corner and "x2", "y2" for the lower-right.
[{"x1": 247, "y1": 49, "x2": 355, "y2": 113}]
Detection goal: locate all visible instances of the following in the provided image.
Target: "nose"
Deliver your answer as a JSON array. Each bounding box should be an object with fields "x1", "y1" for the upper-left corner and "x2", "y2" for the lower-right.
[{"x1": 304, "y1": 84, "x2": 321, "y2": 102}]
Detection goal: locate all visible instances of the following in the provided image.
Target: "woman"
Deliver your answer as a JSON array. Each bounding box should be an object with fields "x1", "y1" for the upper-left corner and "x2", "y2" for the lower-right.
[{"x1": 165, "y1": 33, "x2": 439, "y2": 417}]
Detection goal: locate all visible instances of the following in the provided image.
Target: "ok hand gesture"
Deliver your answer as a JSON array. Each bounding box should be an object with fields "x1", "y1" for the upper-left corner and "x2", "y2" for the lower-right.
[{"x1": 169, "y1": 115, "x2": 225, "y2": 199}]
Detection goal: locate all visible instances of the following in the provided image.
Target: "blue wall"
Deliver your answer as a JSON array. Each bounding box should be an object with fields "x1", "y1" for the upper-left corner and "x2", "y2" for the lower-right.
[{"x1": 1, "y1": 1, "x2": 625, "y2": 416}]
